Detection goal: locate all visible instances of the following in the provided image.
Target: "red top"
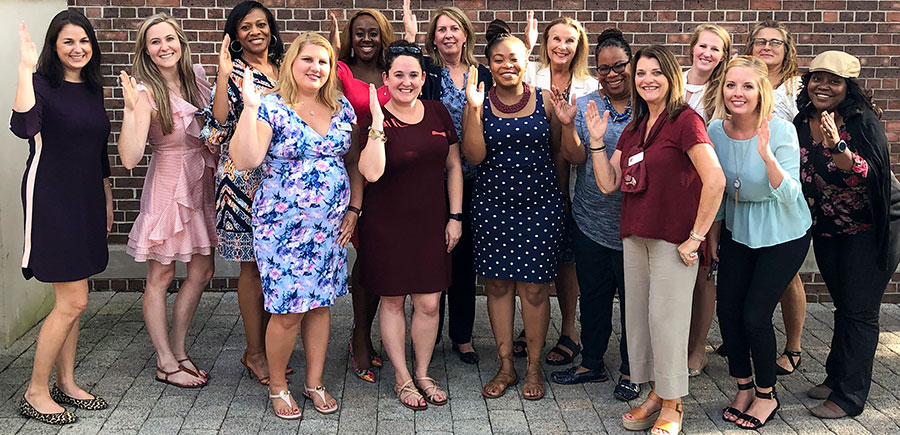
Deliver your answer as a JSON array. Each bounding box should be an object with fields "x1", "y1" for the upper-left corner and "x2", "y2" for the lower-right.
[
  {"x1": 337, "y1": 60, "x2": 390, "y2": 124},
  {"x1": 616, "y1": 107, "x2": 711, "y2": 245}
]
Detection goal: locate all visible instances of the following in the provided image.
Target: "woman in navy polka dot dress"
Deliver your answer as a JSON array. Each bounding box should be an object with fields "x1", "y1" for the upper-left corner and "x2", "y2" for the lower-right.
[{"x1": 461, "y1": 20, "x2": 565, "y2": 401}]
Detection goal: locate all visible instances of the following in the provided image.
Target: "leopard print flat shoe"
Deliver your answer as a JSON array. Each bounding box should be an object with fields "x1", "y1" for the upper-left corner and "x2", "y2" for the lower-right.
[
  {"x1": 18, "y1": 396, "x2": 77, "y2": 425},
  {"x1": 50, "y1": 385, "x2": 108, "y2": 410}
]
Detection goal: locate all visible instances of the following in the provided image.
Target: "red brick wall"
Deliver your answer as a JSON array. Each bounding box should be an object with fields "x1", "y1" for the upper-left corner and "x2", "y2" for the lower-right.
[{"x1": 67, "y1": 0, "x2": 900, "y2": 299}]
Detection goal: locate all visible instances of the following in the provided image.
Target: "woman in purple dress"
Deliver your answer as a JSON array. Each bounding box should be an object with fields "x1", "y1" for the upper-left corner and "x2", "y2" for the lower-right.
[{"x1": 11, "y1": 10, "x2": 111, "y2": 425}]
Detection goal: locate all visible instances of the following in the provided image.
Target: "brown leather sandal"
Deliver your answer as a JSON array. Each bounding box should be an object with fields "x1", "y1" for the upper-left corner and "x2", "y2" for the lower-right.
[
  {"x1": 482, "y1": 356, "x2": 519, "y2": 399},
  {"x1": 651, "y1": 399, "x2": 684, "y2": 435},
  {"x1": 155, "y1": 366, "x2": 207, "y2": 388},
  {"x1": 176, "y1": 357, "x2": 208, "y2": 380},
  {"x1": 522, "y1": 366, "x2": 546, "y2": 400},
  {"x1": 622, "y1": 390, "x2": 662, "y2": 430}
]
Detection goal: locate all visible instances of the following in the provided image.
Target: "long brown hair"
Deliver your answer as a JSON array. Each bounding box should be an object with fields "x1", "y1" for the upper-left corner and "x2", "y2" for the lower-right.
[
  {"x1": 711, "y1": 56, "x2": 774, "y2": 128},
  {"x1": 537, "y1": 17, "x2": 591, "y2": 81},
  {"x1": 424, "y1": 7, "x2": 478, "y2": 69},
  {"x1": 273, "y1": 32, "x2": 341, "y2": 114},
  {"x1": 132, "y1": 14, "x2": 202, "y2": 135},
  {"x1": 689, "y1": 24, "x2": 732, "y2": 121},
  {"x1": 629, "y1": 45, "x2": 687, "y2": 130},
  {"x1": 337, "y1": 10, "x2": 394, "y2": 70},
  {"x1": 745, "y1": 20, "x2": 799, "y2": 94}
]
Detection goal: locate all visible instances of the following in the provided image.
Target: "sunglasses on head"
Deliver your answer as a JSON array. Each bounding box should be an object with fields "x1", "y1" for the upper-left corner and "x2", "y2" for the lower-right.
[{"x1": 388, "y1": 45, "x2": 422, "y2": 55}]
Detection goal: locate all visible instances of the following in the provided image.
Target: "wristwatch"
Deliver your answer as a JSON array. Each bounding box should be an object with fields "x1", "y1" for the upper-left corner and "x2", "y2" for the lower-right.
[
  {"x1": 829, "y1": 140, "x2": 847, "y2": 154},
  {"x1": 448, "y1": 213, "x2": 463, "y2": 221}
]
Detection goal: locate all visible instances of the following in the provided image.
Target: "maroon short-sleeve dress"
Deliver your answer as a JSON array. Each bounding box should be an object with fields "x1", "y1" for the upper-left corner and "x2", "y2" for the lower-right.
[{"x1": 358, "y1": 100, "x2": 459, "y2": 296}]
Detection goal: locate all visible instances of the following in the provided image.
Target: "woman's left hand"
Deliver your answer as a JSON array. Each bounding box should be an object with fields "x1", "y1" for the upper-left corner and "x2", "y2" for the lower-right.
[
  {"x1": 677, "y1": 238, "x2": 702, "y2": 266},
  {"x1": 337, "y1": 211, "x2": 358, "y2": 248},
  {"x1": 402, "y1": 0, "x2": 418, "y2": 43},
  {"x1": 820, "y1": 110, "x2": 841, "y2": 148},
  {"x1": 525, "y1": 11, "x2": 538, "y2": 53},
  {"x1": 445, "y1": 220, "x2": 462, "y2": 253}
]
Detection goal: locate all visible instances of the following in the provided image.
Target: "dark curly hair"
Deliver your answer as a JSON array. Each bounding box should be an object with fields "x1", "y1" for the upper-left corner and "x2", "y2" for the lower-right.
[
  {"x1": 484, "y1": 19, "x2": 517, "y2": 58},
  {"x1": 595, "y1": 28, "x2": 631, "y2": 61},
  {"x1": 797, "y1": 72, "x2": 882, "y2": 120}
]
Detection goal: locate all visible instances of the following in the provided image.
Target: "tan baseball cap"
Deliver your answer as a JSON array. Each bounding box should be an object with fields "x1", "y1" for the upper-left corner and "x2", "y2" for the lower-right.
[{"x1": 808, "y1": 51, "x2": 860, "y2": 78}]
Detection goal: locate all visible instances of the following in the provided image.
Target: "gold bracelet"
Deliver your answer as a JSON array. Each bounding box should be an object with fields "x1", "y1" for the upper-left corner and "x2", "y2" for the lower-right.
[
  {"x1": 589, "y1": 145, "x2": 606, "y2": 153},
  {"x1": 689, "y1": 230, "x2": 706, "y2": 242},
  {"x1": 368, "y1": 128, "x2": 386, "y2": 143}
]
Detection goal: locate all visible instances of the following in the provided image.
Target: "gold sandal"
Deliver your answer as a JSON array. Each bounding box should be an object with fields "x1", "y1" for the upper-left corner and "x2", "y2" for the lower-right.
[
  {"x1": 482, "y1": 356, "x2": 518, "y2": 399},
  {"x1": 395, "y1": 379, "x2": 427, "y2": 411},
  {"x1": 415, "y1": 377, "x2": 448, "y2": 406},
  {"x1": 522, "y1": 366, "x2": 546, "y2": 400}
]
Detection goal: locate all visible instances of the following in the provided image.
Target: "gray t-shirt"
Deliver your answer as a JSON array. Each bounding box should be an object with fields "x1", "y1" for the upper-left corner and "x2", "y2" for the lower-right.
[{"x1": 572, "y1": 90, "x2": 627, "y2": 251}]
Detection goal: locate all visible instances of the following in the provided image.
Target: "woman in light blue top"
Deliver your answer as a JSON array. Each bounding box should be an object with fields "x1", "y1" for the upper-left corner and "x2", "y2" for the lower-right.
[{"x1": 708, "y1": 56, "x2": 811, "y2": 430}]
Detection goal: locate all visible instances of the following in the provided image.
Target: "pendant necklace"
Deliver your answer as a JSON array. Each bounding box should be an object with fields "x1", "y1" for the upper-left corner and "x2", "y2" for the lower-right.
[
  {"x1": 732, "y1": 136, "x2": 754, "y2": 208},
  {"x1": 291, "y1": 100, "x2": 315, "y2": 116}
]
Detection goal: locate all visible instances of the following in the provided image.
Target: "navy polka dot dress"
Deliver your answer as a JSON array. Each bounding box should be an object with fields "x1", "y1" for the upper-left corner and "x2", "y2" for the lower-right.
[{"x1": 471, "y1": 88, "x2": 564, "y2": 283}]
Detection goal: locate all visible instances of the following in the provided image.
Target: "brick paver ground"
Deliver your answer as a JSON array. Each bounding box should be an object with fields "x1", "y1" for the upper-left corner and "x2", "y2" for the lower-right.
[{"x1": 1, "y1": 291, "x2": 900, "y2": 434}]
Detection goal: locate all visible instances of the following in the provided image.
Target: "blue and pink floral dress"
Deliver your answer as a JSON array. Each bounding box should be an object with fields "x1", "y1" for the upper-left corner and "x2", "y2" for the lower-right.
[{"x1": 254, "y1": 93, "x2": 356, "y2": 314}]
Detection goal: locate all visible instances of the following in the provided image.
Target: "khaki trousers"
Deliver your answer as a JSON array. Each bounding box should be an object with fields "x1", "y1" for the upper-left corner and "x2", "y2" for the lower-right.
[{"x1": 622, "y1": 236, "x2": 697, "y2": 399}]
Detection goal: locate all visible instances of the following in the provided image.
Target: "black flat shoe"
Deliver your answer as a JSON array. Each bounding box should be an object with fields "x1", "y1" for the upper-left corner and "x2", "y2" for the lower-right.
[
  {"x1": 49, "y1": 385, "x2": 108, "y2": 411},
  {"x1": 550, "y1": 366, "x2": 608, "y2": 385},
  {"x1": 775, "y1": 349, "x2": 801, "y2": 375},
  {"x1": 613, "y1": 376, "x2": 640, "y2": 401},
  {"x1": 18, "y1": 396, "x2": 77, "y2": 425},
  {"x1": 451, "y1": 343, "x2": 479, "y2": 364}
]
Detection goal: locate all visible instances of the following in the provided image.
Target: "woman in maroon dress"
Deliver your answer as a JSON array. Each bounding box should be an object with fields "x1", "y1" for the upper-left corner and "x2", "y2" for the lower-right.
[{"x1": 357, "y1": 41, "x2": 463, "y2": 410}]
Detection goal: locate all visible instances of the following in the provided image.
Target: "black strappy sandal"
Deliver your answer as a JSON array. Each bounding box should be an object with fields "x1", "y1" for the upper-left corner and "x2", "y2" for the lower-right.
[
  {"x1": 512, "y1": 330, "x2": 527, "y2": 357},
  {"x1": 775, "y1": 349, "x2": 802, "y2": 375},
  {"x1": 545, "y1": 335, "x2": 582, "y2": 366},
  {"x1": 722, "y1": 380, "x2": 755, "y2": 422},
  {"x1": 737, "y1": 388, "x2": 780, "y2": 430}
]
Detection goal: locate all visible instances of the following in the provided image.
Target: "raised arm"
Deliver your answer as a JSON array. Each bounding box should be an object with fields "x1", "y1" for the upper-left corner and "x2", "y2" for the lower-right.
[
  {"x1": 230, "y1": 71, "x2": 273, "y2": 170},
  {"x1": 461, "y1": 65, "x2": 487, "y2": 165},
  {"x1": 116, "y1": 71, "x2": 153, "y2": 170},
  {"x1": 549, "y1": 86, "x2": 585, "y2": 165},
  {"x1": 585, "y1": 100, "x2": 620, "y2": 193},
  {"x1": 523, "y1": 11, "x2": 538, "y2": 57},
  {"x1": 329, "y1": 12, "x2": 341, "y2": 53},
  {"x1": 544, "y1": 88, "x2": 569, "y2": 196},
  {"x1": 357, "y1": 84, "x2": 387, "y2": 182},
  {"x1": 402, "y1": 0, "x2": 418, "y2": 43},
  {"x1": 211, "y1": 34, "x2": 234, "y2": 126},
  {"x1": 13, "y1": 22, "x2": 37, "y2": 114}
]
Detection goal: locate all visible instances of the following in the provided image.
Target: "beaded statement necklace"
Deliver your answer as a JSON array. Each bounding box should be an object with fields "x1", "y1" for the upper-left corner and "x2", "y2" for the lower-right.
[
  {"x1": 603, "y1": 95, "x2": 632, "y2": 122},
  {"x1": 489, "y1": 85, "x2": 531, "y2": 114}
]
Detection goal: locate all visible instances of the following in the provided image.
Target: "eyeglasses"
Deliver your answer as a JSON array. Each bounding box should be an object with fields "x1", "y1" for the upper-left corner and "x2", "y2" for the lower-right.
[
  {"x1": 752, "y1": 38, "x2": 785, "y2": 48},
  {"x1": 596, "y1": 61, "x2": 629, "y2": 76},
  {"x1": 388, "y1": 45, "x2": 422, "y2": 55}
]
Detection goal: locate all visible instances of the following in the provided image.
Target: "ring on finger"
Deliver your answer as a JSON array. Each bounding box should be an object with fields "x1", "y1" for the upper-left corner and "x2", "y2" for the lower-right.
[{"x1": 689, "y1": 252, "x2": 698, "y2": 258}]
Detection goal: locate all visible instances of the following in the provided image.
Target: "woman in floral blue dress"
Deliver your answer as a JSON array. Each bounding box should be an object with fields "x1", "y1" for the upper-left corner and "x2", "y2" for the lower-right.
[{"x1": 229, "y1": 32, "x2": 362, "y2": 420}]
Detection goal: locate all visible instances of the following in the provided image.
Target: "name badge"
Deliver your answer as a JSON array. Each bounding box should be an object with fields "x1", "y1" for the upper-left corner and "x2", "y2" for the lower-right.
[
  {"x1": 337, "y1": 122, "x2": 352, "y2": 132},
  {"x1": 627, "y1": 151, "x2": 644, "y2": 167}
]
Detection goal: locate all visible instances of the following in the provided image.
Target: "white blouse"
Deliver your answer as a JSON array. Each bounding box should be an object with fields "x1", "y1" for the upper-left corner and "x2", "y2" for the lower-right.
[
  {"x1": 772, "y1": 76, "x2": 800, "y2": 123},
  {"x1": 683, "y1": 69, "x2": 708, "y2": 122}
]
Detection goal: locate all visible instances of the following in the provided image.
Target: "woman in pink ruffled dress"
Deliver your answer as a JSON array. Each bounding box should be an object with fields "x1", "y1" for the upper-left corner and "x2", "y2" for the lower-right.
[{"x1": 118, "y1": 13, "x2": 216, "y2": 388}]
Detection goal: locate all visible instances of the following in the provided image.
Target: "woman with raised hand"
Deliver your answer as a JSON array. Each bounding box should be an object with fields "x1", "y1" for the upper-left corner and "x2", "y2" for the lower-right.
[
  {"x1": 118, "y1": 13, "x2": 214, "y2": 389},
  {"x1": 462, "y1": 19, "x2": 566, "y2": 401},
  {"x1": 357, "y1": 40, "x2": 463, "y2": 410},
  {"x1": 330, "y1": 7, "x2": 393, "y2": 383},
  {"x1": 11, "y1": 10, "x2": 111, "y2": 425},
  {"x1": 201, "y1": 0, "x2": 288, "y2": 387},
  {"x1": 682, "y1": 23, "x2": 731, "y2": 377},
  {"x1": 708, "y1": 56, "x2": 811, "y2": 430},
  {"x1": 797, "y1": 51, "x2": 900, "y2": 419},
  {"x1": 590, "y1": 45, "x2": 724, "y2": 435},
  {"x1": 547, "y1": 28, "x2": 640, "y2": 402},
  {"x1": 745, "y1": 20, "x2": 808, "y2": 377},
  {"x1": 229, "y1": 31, "x2": 362, "y2": 420},
  {"x1": 401, "y1": 0, "x2": 491, "y2": 364},
  {"x1": 517, "y1": 13, "x2": 598, "y2": 367}
]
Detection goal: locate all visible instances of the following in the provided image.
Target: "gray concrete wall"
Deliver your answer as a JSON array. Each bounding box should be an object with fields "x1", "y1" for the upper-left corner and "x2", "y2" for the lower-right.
[{"x1": 0, "y1": 1, "x2": 68, "y2": 347}]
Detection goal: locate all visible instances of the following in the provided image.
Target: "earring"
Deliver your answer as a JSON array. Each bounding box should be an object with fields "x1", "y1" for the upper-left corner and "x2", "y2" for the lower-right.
[
  {"x1": 433, "y1": 45, "x2": 437, "y2": 52},
  {"x1": 351, "y1": 47, "x2": 355, "y2": 58},
  {"x1": 269, "y1": 34, "x2": 278, "y2": 47},
  {"x1": 229, "y1": 39, "x2": 243, "y2": 52}
]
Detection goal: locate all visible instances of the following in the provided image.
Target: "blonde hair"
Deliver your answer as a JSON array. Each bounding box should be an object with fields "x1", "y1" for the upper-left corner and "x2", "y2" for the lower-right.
[
  {"x1": 712, "y1": 56, "x2": 773, "y2": 129},
  {"x1": 689, "y1": 24, "x2": 732, "y2": 122},
  {"x1": 629, "y1": 45, "x2": 687, "y2": 130},
  {"x1": 424, "y1": 7, "x2": 478, "y2": 69},
  {"x1": 745, "y1": 20, "x2": 799, "y2": 95},
  {"x1": 273, "y1": 32, "x2": 341, "y2": 114},
  {"x1": 132, "y1": 13, "x2": 201, "y2": 135},
  {"x1": 337, "y1": 9, "x2": 394, "y2": 70},
  {"x1": 538, "y1": 17, "x2": 591, "y2": 81}
]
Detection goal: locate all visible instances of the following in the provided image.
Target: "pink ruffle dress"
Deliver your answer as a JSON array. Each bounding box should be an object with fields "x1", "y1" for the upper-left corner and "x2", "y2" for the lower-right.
[{"x1": 126, "y1": 65, "x2": 217, "y2": 264}]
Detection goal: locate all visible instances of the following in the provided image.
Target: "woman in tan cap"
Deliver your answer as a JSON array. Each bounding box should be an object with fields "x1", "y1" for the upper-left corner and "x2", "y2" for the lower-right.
[{"x1": 796, "y1": 50, "x2": 900, "y2": 418}]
